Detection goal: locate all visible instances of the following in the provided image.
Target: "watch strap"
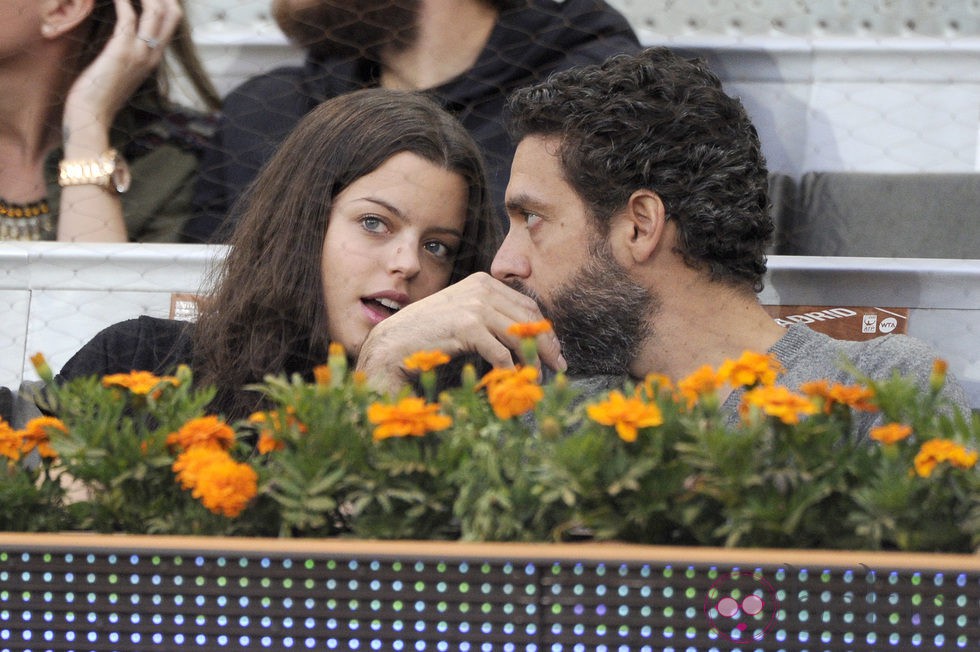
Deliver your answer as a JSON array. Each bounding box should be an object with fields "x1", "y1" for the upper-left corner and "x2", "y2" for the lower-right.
[{"x1": 58, "y1": 149, "x2": 124, "y2": 192}]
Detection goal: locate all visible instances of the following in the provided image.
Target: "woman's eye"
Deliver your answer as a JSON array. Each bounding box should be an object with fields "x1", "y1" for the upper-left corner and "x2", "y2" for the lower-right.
[
  {"x1": 360, "y1": 215, "x2": 387, "y2": 233},
  {"x1": 424, "y1": 241, "x2": 454, "y2": 259},
  {"x1": 524, "y1": 212, "x2": 543, "y2": 228}
]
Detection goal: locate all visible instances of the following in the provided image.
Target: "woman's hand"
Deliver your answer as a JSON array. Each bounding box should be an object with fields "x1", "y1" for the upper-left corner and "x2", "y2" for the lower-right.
[
  {"x1": 355, "y1": 272, "x2": 566, "y2": 395},
  {"x1": 58, "y1": 0, "x2": 182, "y2": 242},
  {"x1": 63, "y1": 0, "x2": 182, "y2": 135}
]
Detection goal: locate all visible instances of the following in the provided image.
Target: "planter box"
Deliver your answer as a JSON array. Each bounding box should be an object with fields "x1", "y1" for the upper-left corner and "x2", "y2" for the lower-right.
[{"x1": 1, "y1": 533, "x2": 977, "y2": 651}]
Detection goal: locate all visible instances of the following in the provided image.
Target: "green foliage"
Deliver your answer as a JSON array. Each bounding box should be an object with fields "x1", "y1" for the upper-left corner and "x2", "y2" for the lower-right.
[{"x1": 3, "y1": 349, "x2": 977, "y2": 552}]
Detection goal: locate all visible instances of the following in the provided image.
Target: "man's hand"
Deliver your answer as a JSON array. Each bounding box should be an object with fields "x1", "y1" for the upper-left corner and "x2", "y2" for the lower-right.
[{"x1": 355, "y1": 273, "x2": 565, "y2": 394}]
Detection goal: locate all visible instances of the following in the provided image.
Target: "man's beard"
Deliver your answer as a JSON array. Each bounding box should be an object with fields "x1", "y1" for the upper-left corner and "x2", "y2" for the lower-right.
[
  {"x1": 511, "y1": 241, "x2": 657, "y2": 376},
  {"x1": 273, "y1": 0, "x2": 421, "y2": 60}
]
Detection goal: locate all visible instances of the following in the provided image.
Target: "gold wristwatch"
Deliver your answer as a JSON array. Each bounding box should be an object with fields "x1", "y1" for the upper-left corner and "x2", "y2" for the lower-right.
[{"x1": 58, "y1": 148, "x2": 132, "y2": 195}]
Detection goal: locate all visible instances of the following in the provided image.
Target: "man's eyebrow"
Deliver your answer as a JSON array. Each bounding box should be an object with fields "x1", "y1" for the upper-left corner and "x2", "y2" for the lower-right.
[{"x1": 505, "y1": 192, "x2": 549, "y2": 215}]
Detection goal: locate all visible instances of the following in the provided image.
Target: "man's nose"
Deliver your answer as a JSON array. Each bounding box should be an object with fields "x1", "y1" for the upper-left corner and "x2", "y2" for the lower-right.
[{"x1": 490, "y1": 230, "x2": 530, "y2": 282}]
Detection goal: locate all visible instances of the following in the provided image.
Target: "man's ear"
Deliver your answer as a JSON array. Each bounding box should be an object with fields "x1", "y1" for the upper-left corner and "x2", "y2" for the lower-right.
[
  {"x1": 619, "y1": 189, "x2": 669, "y2": 264},
  {"x1": 39, "y1": 0, "x2": 95, "y2": 39}
]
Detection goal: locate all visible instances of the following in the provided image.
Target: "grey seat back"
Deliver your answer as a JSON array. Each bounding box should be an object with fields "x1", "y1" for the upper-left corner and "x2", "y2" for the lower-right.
[{"x1": 782, "y1": 172, "x2": 980, "y2": 258}]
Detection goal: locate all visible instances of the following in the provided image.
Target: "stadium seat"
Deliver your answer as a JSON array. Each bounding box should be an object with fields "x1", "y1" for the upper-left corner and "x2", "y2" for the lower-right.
[
  {"x1": 767, "y1": 173, "x2": 799, "y2": 254},
  {"x1": 779, "y1": 172, "x2": 980, "y2": 258}
]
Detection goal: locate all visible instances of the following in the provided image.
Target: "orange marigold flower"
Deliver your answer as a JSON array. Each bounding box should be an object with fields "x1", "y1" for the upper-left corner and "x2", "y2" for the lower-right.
[
  {"x1": 587, "y1": 390, "x2": 663, "y2": 443},
  {"x1": 172, "y1": 446, "x2": 229, "y2": 490},
  {"x1": 476, "y1": 366, "x2": 544, "y2": 419},
  {"x1": 929, "y1": 358, "x2": 949, "y2": 392},
  {"x1": 718, "y1": 351, "x2": 783, "y2": 388},
  {"x1": 0, "y1": 420, "x2": 23, "y2": 461},
  {"x1": 800, "y1": 380, "x2": 877, "y2": 413},
  {"x1": 166, "y1": 416, "x2": 235, "y2": 452},
  {"x1": 327, "y1": 342, "x2": 349, "y2": 380},
  {"x1": 403, "y1": 350, "x2": 451, "y2": 373},
  {"x1": 30, "y1": 353, "x2": 53, "y2": 380},
  {"x1": 313, "y1": 364, "x2": 332, "y2": 386},
  {"x1": 102, "y1": 370, "x2": 179, "y2": 395},
  {"x1": 367, "y1": 397, "x2": 453, "y2": 441},
  {"x1": 476, "y1": 367, "x2": 518, "y2": 390},
  {"x1": 914, "y1": 439, "x2": 979, "y2": 478},
  {"x1": 248, "y1": 408, "x2": 305, "y2": 433},
  {"x1": 641, "y1": 373, "x2": 674, "y2": 400},
  {"x1": 951, "y1": 447, "x2": 980, "y2": 470},
  {"x1": 257, "y1": 432, "x2": 285, "y2": 455},
  {"x1": 507, "y1": 319, "x2": 553, "y2": 338},
  {"x1": 20, "y1": 416, "x2": 67, "y2": 459},
  {"x1": 869, "y1": 422, "x2": 913, "y2": 445},
  {"x1": 677, "y1": 364, "x2": 724, "y2": 407},
  {"x1": 740, "y1": 385, "x2": 819, "y2": 425},
  {"x1": 191, "y1": 457, "x2": 258, "y2": 518}
]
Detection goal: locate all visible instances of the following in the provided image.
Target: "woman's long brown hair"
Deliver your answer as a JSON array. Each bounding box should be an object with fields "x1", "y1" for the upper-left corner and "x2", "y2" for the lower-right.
[{"x1": 192, "y1": 89, "x2": 499, "y2": 417}]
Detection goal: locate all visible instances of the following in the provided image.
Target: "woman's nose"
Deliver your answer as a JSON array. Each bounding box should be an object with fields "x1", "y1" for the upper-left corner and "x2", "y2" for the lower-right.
[{"x1": 388, "y1": 243, "x2": 421, "y2": 278}]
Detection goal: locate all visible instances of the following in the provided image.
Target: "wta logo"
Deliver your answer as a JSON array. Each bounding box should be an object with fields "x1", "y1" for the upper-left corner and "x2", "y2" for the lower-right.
[{"x1": 704, "y1": 570, "x2": 779, "y2": 641}]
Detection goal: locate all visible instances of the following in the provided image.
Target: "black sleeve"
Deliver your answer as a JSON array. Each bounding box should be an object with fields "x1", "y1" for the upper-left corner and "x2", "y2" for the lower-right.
[
  {"x1": 182, "y1": 67, "x2": 313, "y2": 244},
  {"x1": 0, "y1": 386, "x2": 13, "y2": 424},
  {"x1": 58, "y1": 317, "x2": 193, "y2": 382},
  {"x1": 180, "y1": 116, "x2": 230, "y2": 243}
]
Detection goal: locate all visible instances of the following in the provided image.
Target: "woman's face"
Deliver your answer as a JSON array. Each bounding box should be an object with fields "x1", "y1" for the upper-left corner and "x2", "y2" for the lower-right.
[{"x1": 321, "y1": 151, "x2": 469, "y2": 358}]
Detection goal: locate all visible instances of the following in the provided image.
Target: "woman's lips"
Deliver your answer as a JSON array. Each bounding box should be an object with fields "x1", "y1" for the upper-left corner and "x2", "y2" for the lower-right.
[{"x1": 360, "y1": 294, "x2": 407, "y2": 325}]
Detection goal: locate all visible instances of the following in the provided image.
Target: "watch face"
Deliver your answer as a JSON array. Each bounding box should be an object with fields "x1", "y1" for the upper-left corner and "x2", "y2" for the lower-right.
[{"x1": 111, "y1": 157, "x2": 132, "y2": 194}]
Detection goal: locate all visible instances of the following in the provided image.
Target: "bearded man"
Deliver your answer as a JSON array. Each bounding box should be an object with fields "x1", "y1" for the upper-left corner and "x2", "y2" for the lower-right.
[
  {"x1": 184, "y1": 0, "x2": 640, "y2": 242},
  {"x1": 357, "y1": 47, "x2": 970, "y2": 440}
]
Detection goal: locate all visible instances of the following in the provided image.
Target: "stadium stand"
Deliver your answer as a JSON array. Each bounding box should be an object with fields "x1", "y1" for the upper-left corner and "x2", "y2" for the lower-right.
[{"x1": 4, "y1": 2, "x2": 977, "y2": 416}]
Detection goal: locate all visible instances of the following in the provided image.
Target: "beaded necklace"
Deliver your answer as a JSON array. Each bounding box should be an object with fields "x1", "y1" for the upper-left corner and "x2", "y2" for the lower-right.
[{"x1": 0, "y1": 197, "x2": 55, "y2": 241}]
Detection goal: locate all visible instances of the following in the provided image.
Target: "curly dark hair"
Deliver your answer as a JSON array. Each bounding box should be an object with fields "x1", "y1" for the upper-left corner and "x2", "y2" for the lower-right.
[{"x1": 506, "y1": 46, "x2": 772, "y2": 292}]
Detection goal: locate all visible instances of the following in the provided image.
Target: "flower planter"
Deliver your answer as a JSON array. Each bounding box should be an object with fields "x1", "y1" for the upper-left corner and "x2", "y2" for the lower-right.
[{"x1": 1, "y1": 533, "x2": 977, "y2": 651}]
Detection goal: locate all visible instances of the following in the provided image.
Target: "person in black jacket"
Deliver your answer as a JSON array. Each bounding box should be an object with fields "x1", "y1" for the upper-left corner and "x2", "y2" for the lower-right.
[{"x1": 184, "y1": 0, "x2": 641, "y2": 242}]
